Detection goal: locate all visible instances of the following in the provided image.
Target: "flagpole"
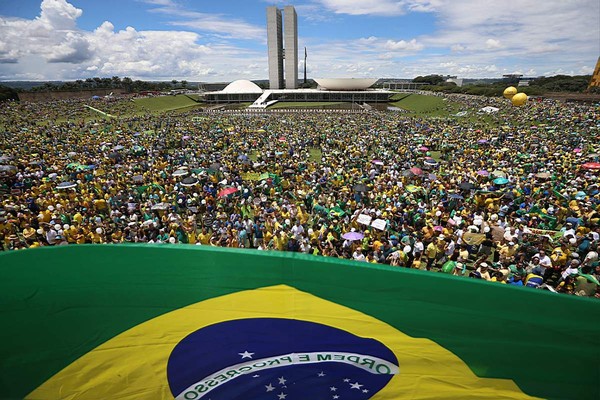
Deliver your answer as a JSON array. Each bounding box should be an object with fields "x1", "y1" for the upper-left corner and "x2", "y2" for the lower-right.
[{"x1": 304, "y1": 47, "x2": 307, "y2": 85}]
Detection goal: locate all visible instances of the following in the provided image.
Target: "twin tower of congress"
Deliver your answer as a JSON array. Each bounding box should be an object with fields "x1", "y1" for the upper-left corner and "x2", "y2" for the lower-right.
[{"x1": 267, "y1": 6, "x2": 298, "y2": 90}]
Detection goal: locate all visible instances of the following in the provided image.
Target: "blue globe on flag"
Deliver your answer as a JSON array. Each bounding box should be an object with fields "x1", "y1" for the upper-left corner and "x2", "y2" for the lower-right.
[{"x1": 167, "y1": 318, "x2": 399, "y2": 399}]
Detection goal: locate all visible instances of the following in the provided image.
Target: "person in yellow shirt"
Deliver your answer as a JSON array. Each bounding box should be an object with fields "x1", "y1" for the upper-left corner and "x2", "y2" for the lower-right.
[
  {"x1": 72, "y1": 211, "x2": 83, "y2": 225},
  {"x1": 75, "y1": 228, "x2": 87, "y2": 244},
  {"x1": 41, "y1": 207, "x2": 53, "y2": 223},
  {"x1": 28, "y1": 240, "x2": 42, "y2": 249},
  {"x1": 498, "y1": 241, "x2": 518, "y2": 263},
  {"x1": 263, "y1": 229, "x2": 273, "y2": 247},
  {"x1": 186, "y1": 223, "x2": 197, "y2": 244},
  {"x1": 66, "y1": 224, "x2": 78, "y2": 243},
  {"x1": 550, "y1": 244, "x2": 570, "y2": 268},
  {"x1": 89, "y1": 227, "x2": 105, "y2": 244},
  {"x1": 22, "y1": 224, "x2": 36, "y2": 241},
  {"x1": 198, "y1": 228, "x2": 211, "y2": 245}
]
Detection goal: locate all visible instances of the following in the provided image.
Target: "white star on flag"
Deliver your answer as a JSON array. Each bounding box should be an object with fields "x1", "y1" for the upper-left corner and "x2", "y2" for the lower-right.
[
  {"x1": 265, "y1": 384, "x2": 275, "y2": 392},
  {"x1": 277, "y1": 392, "x2": 287, "y2": 399},
  {"x1": 333, "y1": 396, "x2": 339, "y2": 399},
  {"x1": 350, "y1": 382, "x2": 363, "y2": 390},
  {"x1": 318, "y1": 371, "x2": 326, "y2": 377},
  {"x1": 238, "y1": 351, "x2": 254, "y2": 359},
  {"x1": 362, "y1": 389, "x2": 369, "y2": 393},
  {"x1": 330, "y1": 386, "x2": 337, "y2": 391},
  {"x1": 343, "y1": 378, "x2": 350, "y2": 382},
  {"x1": 278, "y1": 376, "x2": 287, "y2": 385}
]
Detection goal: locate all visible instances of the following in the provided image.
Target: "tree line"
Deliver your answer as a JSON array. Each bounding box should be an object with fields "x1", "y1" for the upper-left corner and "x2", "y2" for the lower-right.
[
  {"x1": 7, "y1": 77, "x2": 191, "y2": 94},
  {"x1": 412, "y1": 74, "x2": 596, "y2": 96}
]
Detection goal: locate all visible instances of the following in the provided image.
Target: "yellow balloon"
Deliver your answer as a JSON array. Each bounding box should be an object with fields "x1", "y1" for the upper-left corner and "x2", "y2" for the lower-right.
[
  {"x1": 511, "y1": 92, "x2": 528, "y2": 106},
  {"x1": 503, "y1": 86, "x2": 517, "y2": 99}
]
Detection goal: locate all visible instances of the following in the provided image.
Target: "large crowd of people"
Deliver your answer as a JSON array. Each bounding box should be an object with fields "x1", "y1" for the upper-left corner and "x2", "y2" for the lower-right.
[{"x1": 1, "y1": 93, "x2": 599, "y2": 297}]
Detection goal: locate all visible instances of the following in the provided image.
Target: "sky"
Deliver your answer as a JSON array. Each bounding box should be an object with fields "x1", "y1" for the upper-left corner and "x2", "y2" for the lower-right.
[{"x1": 0, "y1": 0, "x2": 598, "y2": 82}]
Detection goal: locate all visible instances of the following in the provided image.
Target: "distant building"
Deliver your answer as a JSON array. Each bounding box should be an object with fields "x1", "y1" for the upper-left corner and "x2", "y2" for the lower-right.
[
  {"x1": 381, "y1": 80, "x2": 428, "y2": 90},
  {"x1": 267, "y1": 6, "x2": 298, "y2": 89},
  {"x1": 201, "y1": 7, "x2": 391, "y2": 106},
  {"x1": 284, "y1": 6, "x2": 298, "y2": 90},
  {"x1": 503, "y1": 74, "x2": 523, "y2": 80},
  {"x1": 445, "y1": 77, "x2": 463, "y2": 87},
  {"x1": 266, "y1": 7, "x2": 284, "y2": 89},
  {"x1": 202, "y1": 79, "x2": 392, "y2": 105}
]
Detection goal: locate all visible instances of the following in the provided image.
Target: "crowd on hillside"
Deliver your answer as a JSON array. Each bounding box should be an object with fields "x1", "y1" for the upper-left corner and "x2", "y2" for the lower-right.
[{"x1": 1, "y1": 94, "x2": 599, "y2": 297}]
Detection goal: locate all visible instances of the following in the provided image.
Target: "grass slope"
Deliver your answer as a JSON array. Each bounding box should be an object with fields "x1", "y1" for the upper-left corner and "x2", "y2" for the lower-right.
[
  {"x1": 390, "y1": 93, "x2": 447, "y2": 113},
  {"x1": 133, "y1": 95, "x2": 202, "y2": 112}
]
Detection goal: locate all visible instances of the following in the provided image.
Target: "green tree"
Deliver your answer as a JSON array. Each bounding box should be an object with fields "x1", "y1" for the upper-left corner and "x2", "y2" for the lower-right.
[
  {"x1": 0, "y1": 84, "x2": 18, "y2": 102},
  {"x1": 413, "y1": 75, "x2": 445, "y2": 85}
]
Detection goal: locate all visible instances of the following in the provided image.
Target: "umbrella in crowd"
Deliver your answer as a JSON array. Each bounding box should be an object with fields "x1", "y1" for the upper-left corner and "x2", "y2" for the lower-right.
[
  {"x1": 423, "y1": 158, "x2": 438, "y2": 167},
  {"x1": 172, "y1": 169, "x2": 189, "y2": 177},
  {"x1": 582, "y1": 162, "x2": 600, "y2": 170},
  {"x1": 459, "y1": 182, "x2": 476, "y2": 191},
  {"x1": 56, "y1": 182, "x2": 77, "y2": 190},
  {"x1": 180, "y1": 177, "x2": 199, "y2": 187},
  {"x1": 409, "y1": 167, "x2": 424, "y2": 176},
  {"x1": 218, "y1": 187, "x2": 239, "y2": 197},
  {"x1": 342, "y1": 231, "x2": 364, "y2": 241}
]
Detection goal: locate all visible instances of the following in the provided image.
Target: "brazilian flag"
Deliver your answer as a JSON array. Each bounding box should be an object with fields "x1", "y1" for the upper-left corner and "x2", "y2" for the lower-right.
[{"x1": 1, "y1": 245, "x2": 599, "y2": 400}]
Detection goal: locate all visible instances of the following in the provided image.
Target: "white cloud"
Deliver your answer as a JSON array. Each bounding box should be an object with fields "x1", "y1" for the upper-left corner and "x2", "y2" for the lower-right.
[
  {"x1": 144, "y1": 1, "x2": 264, "y2": 40},
  {"x1": 385, "y1": 39, "x2": 423, "y2": 51},
  {"x1": 0, "y1": 0, "x2": 266, "y2": 81},
  {"x1": 315, "y1": 0, "x2": 445, "y2": 16},
  {"x1": 484, "y1": 39, "x2": 502, "y2": 50},
  {"x1": 317, "y1": 0, "x2": 407, "y2": 16}
]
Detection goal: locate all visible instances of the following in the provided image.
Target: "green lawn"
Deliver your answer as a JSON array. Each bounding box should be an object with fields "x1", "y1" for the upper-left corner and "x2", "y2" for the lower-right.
[
  {"x1": 390, "y1": 93, "x2": 447, "y2": 113},
  {"x1": 133, "y1": 95, "x2": 202, "y2": 112},
  {"x1": 268, "y1": 102, "x2": 346, "y2": 109},
  {"x1": 389, "y1": 92, "x2": 412, "y2": 101}
]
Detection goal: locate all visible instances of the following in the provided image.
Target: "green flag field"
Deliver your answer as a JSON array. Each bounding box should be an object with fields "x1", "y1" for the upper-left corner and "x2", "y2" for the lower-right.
[{"x1": 0, "y1": 245, "x2": 598, "y2": 400}]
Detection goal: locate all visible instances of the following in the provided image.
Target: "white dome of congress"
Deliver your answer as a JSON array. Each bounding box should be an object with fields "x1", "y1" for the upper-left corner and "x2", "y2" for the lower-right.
[
  {"x1": 314, "y1": 78, "x2": 378, "y2": 90},
  {"x1": 221, "y1": 80, "x2": 263, "y2": 94}
]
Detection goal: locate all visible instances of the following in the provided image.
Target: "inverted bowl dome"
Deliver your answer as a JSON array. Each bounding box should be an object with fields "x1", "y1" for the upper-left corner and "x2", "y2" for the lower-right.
[{"x1": 313, "y1": 78, "x2": 378, "y2": 90}]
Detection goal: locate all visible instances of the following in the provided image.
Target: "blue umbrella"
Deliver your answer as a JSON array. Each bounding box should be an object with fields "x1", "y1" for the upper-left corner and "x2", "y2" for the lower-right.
[
  {"x1": 493, "y1": 177, "x2": 509, "y2": 185},
  {"x1": 449, "y1": 193, "x2": 464, "y2": 200}
]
